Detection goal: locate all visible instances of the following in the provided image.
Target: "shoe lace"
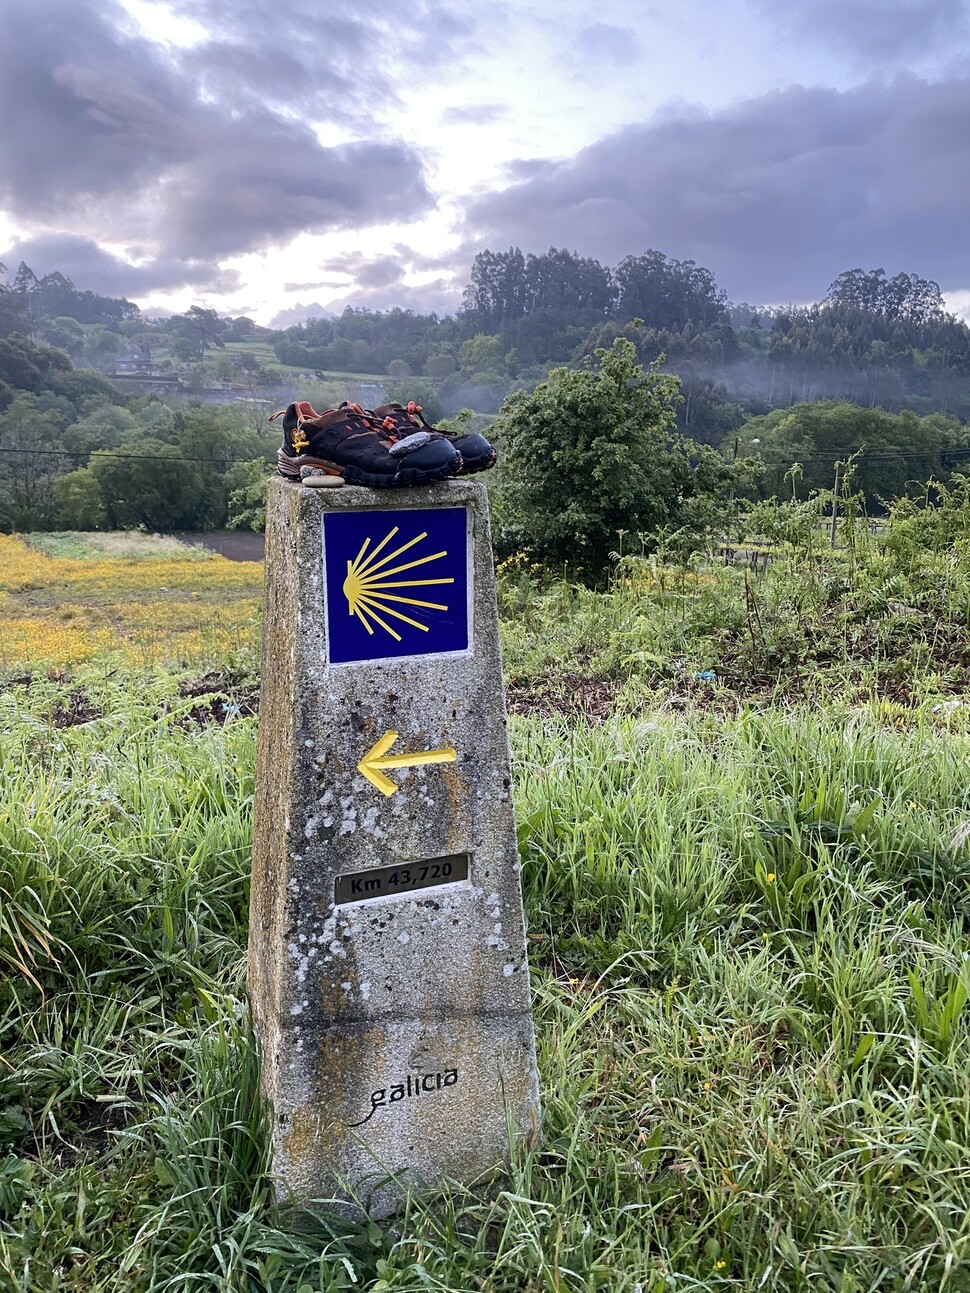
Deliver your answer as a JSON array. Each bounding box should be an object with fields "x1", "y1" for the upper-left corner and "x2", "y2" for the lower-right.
[
  {"x1": 378, "y1": 401, "x2": 431, "y2": 436},
  {"x1": 272, "y1": 400, "x2": 393, "y2": 453}
]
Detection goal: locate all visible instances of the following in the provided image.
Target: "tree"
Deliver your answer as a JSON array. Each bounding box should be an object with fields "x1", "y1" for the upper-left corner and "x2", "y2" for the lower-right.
[
  {"x1": 225, "y1": 460, "x2": 272, "y2": 531},
  {"x1": 61, "y1": 406, "x2": 137, "y2": 462},
  {"x1": 83, "y1": 327, "x2": 125, "y2": 369},
  {"x1": 169, "y1": 333, "x2": 204, "y2": 363},
  {"x1": 47, "y1": 366, "x2": 124, "y2": 412},
  {"x1": 91, "y1": 439, "x2": 210, "y2": 531},
  {"x1": 458, "y1": 334, "x2": 502, "y2": 374},
  {"x1": 425, "y1": 352, "x2": 457, "y2": 381},
  {"x1": 613, "y1": 251, "x2": 728, "y2": 331},
  {"x1": 0, "y1": 392, "x2": 74, "y2": 529},
  {"x1": 211, "y1": 352, "x2": 237, "y2": 382},
  {"x1": 382, "y1": 380, "x2": 444, "y2": 425},
  {"x1": 461, "y1": 248, "x2": 527, "y2": 328},
  {"x1": 824, "y1": 268, "x2": 945, "y2": 324},
  {"x1": 734, "y1": 400, "x2": 963, "y2": 505},
  {"x1": 0, "y1": 333, "x2": 72, "y2": 392},
  {"x1": 523, "y1": 248, "x2": 614, "y2": 321},
  {"x1": 176, "y1": 405, "x2": 269, "y2": 469},
  {"x1": 494, "y1": 337, "x2": 689, "y2": 578},
  {"x1": 53, "y1": 467, "x2": 105, "y2": 529},
  {"x1": 38, "y1": 316, "x2": 86, "y2": 358},
  {"x1": 169, "y1": 306, "x2": 225, "y2": 362},
  {"x1": 0, "y1": 266, "x2": 30, "y2": 339}
]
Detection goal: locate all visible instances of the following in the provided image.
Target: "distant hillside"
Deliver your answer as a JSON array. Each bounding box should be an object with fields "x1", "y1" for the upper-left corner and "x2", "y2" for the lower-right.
[{"x1": 6, "y1": 251, "x2": 970, "y2": 439}]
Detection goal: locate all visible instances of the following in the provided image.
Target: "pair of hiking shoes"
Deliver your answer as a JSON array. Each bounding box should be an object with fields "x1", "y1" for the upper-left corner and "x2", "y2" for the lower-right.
[{"x1": 271, "y1": 399, "x2": 496, "y2": 489}]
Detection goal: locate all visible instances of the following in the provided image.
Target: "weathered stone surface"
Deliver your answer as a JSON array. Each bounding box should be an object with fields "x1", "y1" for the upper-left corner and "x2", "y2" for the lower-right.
[{"x1": 250, "y1": 478, "x2": 539, "y2": 1215}]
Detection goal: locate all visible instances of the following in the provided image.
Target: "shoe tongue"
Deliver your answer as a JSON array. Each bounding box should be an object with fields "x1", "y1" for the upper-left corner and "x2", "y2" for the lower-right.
[{"x1": 306, "y1": 409, "x2": 354, "y2": 429}]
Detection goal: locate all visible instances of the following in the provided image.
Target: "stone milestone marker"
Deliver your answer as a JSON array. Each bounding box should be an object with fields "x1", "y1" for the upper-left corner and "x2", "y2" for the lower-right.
[{"x1": 249, "y1": 477, "x2": 539, "y2": 1215}]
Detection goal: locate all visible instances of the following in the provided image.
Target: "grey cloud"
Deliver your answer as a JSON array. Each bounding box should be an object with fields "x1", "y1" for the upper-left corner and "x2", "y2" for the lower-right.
[
  {"x1": 322, "y1": 244, "x2": 471, "y2": 289},
  {"x1": 276, "y1": 242, "x2": 466, "y2": 318},
  {"x1": 463, "y1": 75, "x2": 970, "y2": 303},
  {"x1": 315, "y1": 253, "x2": 405, "y2": 290},
  {"x1": 180, "y1": 39, "x2": 367, "y2": 124},
  {"x1": 0, "y1": 234, "x2": 240, "y2": 298},
  {"x1": 322, "y1": 247, "x2": 469, "y2": 288},
  {"x1": 1, "y1": 2, "x2": 188, "y2": 212},
  {"x1": 269, "y1": 303, "x2": 333, "y2": 328},
  {"x1": 355, "y1": 258, "x2": 406, "y2": 290},
  {"x1": 441, "y1": 104, "x2": 508, "y2": 125},
  {"x1": 162, "y1": 129, "x2": 431, "y2": 258},
  {"x1": 169, "y1": 0, "x2": 478, "y2": 79},
  {"x1": 321, "y1": 277, "x2": 461, "y2": 316},
  {"x1": 282, "y1": 282, "x2": 339, "y2": 293},
  {"x1": 399, "y1": 4, "x2": 480, "y2": 66},
  {"x1": 320, "y1": 252, "x2": 393, "y2": 275},
  {"x1": 752, "y1": 0, "x2": 969, "y2": 62},
  {"x1": 502, "y1": 158, "x2": 559, "y2": 182},
  {"x1": 390, "y1": 243, "x2": 473, "y2": 274},
  {"x1": 269, "y1": 275, "x2": 461, "y2": 328},
  {"x1": 0, "y1": 0, "x2": 436, "y2": 279},
  {"x1": 575, "y1": 23, "x2": 643, "y2": 64}
]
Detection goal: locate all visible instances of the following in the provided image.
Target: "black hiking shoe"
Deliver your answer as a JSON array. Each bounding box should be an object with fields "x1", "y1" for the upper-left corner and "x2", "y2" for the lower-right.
[
  {"x1": 373, "y1": 401, "x2": 497, "y2": 475},
  {"x1": 270, "y1": 401, "x2": 461, "y2": 487}
]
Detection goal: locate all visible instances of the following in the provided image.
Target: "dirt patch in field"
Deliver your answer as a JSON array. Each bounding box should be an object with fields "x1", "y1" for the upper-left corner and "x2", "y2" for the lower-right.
[
  {"x1": 51, "y1": 689, "x2": 104, "y2": 727},
  {"x1": 177, "y1": 531, "x2": 265, "y2": 562},
  {"x1": 67, "y1": 1098, "x2": 133, "y2": 1158},
  {"x1": 506, "y1": 675, "x2": 628, "y2": 720},
  {"x1": 505, "y1": 670, "x2": 805, "y2": 720},
  {"x1": 0, "y1": 671, "x2": 33, "y2": 692},
  {"x1": 0, "y1": 669, "x2": 261, "y2": 727},
  {"x1": 176, "y1": 669, "x2": 260, "y2": 723}
]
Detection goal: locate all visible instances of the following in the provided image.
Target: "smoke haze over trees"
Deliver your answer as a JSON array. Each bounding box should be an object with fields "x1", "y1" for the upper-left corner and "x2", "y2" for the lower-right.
[
  {"x1": 4, "y1": 247, "x2": 970, "y2": 427},
  {"x1": 4, "y1": 245, "x2": 970, "y2": 533}
]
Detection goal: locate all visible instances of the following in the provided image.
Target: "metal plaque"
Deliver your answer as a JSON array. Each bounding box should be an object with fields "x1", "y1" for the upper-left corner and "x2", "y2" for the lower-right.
[{"x1": 335, "y1": 854, "x2": 470, "y2": 906}]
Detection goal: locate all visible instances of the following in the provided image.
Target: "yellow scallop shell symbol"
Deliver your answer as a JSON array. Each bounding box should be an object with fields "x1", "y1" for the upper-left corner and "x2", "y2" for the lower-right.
[{"x1": 342, "y1": 526, "x2": 454, "y2": 641}]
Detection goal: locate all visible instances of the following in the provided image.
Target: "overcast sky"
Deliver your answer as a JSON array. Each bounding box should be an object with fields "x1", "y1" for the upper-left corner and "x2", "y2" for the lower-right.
[{"x1": 2, "y1": 0, "x2": 969, "y2": 325}]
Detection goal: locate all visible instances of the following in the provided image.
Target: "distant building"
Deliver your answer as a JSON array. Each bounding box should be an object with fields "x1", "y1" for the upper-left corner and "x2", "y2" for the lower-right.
[
  {"x1": 108, "y1": 349, "x2": 182, "y2": 395},
  {"x1": 114, "y1": 349, "x2": 163, "y2": 376}
]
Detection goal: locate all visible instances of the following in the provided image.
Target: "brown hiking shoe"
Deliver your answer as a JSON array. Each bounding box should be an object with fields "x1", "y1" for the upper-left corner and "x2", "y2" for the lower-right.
[{"x1": 270, "y1": 401, "x2": 462, "y2": 487}]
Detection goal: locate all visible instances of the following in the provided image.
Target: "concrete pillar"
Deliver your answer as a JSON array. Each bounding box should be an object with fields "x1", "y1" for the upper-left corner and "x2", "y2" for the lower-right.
[{"x1": 249, "y1": 478, "x2": 539, "y2": 1216}]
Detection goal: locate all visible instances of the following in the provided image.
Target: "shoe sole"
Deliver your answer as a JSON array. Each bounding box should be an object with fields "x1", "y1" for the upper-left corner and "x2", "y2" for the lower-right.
[
  {"x1": 341, "y1": 452, "x2": 463, "y2": 488},
  {"x1": 455, "y1": 451, "x2": 497, "y2": 475},
  {"x1": 278, "y1": 447, "x2": 463, "y2": 488},
  {"x1": 278, "y1": 449, "x2": 343, "y2": 480}
]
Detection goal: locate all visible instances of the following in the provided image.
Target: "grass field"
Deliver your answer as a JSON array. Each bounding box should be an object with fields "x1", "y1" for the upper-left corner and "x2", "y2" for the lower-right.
[
  {"x1": 3, "y1": 512, "x2": 970, "y2": 1291},
  {"x1": 0, "y1": 534, "x2": 261, "y2": 672}
]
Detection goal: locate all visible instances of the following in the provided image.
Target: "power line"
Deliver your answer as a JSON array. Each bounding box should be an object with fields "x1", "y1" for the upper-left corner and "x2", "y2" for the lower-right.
[
  {"x1": 746, "y1": 446, "x2": 970, "y2": 466},
  {"x1": 0, "y1": 442, "x2": 967, "y2": 471},
  {"x1": 0, "y1": 446, "x2": 275, "y2": 465}
]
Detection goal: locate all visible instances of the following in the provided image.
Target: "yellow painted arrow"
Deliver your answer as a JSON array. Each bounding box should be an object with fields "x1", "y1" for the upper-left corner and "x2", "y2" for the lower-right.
[{"x1": 357, "y1": 730, "x2": 458, "y2": 797}]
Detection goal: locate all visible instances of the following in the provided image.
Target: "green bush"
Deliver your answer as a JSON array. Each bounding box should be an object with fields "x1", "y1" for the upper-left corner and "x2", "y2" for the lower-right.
[{"x1": 494, "y1": 337, "x2": 748, "y2": 580}]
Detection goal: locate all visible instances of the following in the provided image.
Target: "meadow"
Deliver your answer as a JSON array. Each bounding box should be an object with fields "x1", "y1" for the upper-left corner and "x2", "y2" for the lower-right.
[
  {"x1": 0, "y1": 533, "x2": 262, "y2": 673},
  {"x1": 3, "y1": 495, "x2": 970, "y2": 1291}
]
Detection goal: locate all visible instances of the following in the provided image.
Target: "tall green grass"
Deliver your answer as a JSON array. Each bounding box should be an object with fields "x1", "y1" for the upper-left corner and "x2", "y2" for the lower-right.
[
  {"x1": 3, "y1": 667, "x2": 970, "y2": 1290},
  {"x1": 497, "y1": 481, "x2": 970, "y2": 707}
]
